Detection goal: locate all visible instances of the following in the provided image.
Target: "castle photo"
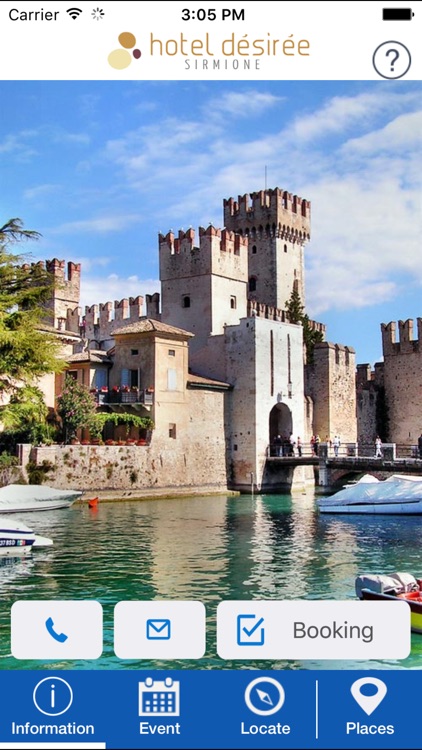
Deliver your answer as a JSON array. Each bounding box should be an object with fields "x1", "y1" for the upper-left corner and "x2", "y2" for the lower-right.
[{"x1": 28, "y1": 186, "x2": 359, "y2": 494}]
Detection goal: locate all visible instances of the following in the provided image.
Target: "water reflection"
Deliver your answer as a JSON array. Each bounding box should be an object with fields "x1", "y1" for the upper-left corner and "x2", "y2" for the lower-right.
[{"x1": 0, "y1": 492, "x2": 421, "y2": 670}]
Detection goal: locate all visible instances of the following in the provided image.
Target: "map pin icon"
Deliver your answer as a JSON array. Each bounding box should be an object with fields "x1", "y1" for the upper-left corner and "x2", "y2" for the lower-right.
[{"x1": 351, "y1": 677, "x2": 387, "y2": 715}]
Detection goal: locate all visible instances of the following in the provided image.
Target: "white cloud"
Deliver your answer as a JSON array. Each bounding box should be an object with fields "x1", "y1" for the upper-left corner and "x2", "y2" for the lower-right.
[
  {"x1": 85, "y1": 86, "x2": 421, "y2": 316},
  {"x1": 23, "y1": 183, "x2": 60, "y2": 201},
  {"x1": 289, "y1": 90, "x2": 420, "y2": 142},
  {"x1": 342, "y1": 111, "x2": 422, "y2": 154},
  {"x1": 52, "y1": 214, "x2": 142, "y2": 234},
  {"x1": 207, "y1": 90, "x2": 283, "y2": 118}
]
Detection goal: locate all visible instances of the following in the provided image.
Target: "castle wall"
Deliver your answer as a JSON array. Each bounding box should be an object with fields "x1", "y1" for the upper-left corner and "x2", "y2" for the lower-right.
[
  {"x1": 381, "y1": 319, "x2": 422, "y2": 444},
  {"x1": 305, "y1": 342, "x2": 356, "y2": 442},
  {"x1": 81, "y1": 297, "x2": 145, "y2": 350},
  {"x1": 30, "y1": 385, "x2": 227, "y2": 493},
  {"x1": 356, "y1": 362, "x2": 386, "y2": 444}
]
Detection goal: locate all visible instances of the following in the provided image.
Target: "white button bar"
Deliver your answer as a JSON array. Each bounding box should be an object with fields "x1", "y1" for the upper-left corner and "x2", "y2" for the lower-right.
[
  {"x1": 114, "y1": 601, "x2": 206, "y2": 659},
  {"x1": 217, "y1": 600, "x2": 410, "y2": 659}
]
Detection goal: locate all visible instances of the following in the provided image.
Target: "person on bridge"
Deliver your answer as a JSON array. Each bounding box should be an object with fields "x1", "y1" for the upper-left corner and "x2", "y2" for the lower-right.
[
  {"x1": 375, "y1": 436, "x2": 383, "y2": 458},
  {"x1": 333, "y1": 435, "x2": 341, "y2": 457},
  {"x1": 274, "y1": 434, "x2": 282, "y2": 457},
  {"x1": 418, "y1": 433, "x2": 422, "y2": 459}
]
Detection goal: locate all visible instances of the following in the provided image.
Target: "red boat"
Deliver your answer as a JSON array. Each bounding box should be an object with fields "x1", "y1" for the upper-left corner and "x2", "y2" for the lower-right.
[{"x1": 356, "y1": 572, "x2": 422, "y2": 634}]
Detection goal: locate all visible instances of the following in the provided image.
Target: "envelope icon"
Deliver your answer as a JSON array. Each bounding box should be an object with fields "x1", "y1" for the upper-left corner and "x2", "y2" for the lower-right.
[{"x1": 146, "y1": 618, "x2": 171, "y2": 640}]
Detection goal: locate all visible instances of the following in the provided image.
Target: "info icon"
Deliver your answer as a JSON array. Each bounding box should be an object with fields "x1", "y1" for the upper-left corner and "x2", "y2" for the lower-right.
[
  {"x1": 33, "y1": 677, "x2": 73, "y2": 716},
  {"x1": 244, "y1": 677, "x2": 285, "y2": 716}
]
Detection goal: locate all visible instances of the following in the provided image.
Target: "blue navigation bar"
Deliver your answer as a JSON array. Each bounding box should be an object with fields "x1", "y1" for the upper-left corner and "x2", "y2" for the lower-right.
[{"x1": 0, "y1": 670, "x2": 420, "y2": 749}]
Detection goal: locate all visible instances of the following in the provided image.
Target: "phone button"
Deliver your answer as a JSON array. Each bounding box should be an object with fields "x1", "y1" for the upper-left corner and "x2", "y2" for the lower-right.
[{"x1": 11, "y1": 601, "x2": 103, "y2": 660}]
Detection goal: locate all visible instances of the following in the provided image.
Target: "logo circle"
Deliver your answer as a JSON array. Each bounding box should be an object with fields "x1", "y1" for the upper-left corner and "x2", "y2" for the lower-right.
[
  {"x1": 244, "y1": 677, "x2": 285, "y2": 716},
  {"x1": 33, "y1": 677, "x2": 73, "y2": 716}
]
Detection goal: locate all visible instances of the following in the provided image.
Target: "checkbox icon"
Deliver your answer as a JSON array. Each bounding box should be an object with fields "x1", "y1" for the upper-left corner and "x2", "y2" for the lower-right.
[{"x1": 237, "y1": 614, "x2": 265, "y2": 646}]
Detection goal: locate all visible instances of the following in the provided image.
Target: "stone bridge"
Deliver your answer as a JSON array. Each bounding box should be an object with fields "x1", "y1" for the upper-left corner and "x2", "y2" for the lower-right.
[{"x1": 265, "y1": 453, "x2": 422, "y2": 490}]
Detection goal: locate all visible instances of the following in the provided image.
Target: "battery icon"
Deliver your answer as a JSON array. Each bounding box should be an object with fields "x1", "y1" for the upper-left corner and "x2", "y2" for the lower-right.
[{"x1": 383, "y1": 8, "x2": 414, "y2": 20}]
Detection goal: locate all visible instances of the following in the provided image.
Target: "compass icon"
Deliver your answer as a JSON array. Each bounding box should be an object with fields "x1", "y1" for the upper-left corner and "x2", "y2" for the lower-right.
[{"x1": 244, "y1": 677, "x2": 285, "y2": 716}]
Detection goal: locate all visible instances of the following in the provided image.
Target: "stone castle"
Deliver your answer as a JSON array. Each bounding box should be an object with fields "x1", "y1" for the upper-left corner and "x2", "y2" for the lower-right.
[
  {"x1": 357, "y1": 318, "x2": 422, "y2": 449},
  {"x1": 36, "y1": 187, "x2": 361, "y2": 493}
]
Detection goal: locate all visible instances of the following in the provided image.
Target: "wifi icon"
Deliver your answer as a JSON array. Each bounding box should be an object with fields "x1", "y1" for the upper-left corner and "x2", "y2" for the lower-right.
[{"x1": 66, "y1": 7, "x2": 83, "y2": 20}]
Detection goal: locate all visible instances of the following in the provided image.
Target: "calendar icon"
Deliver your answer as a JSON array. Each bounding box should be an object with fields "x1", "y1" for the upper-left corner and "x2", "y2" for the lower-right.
[{"x1": 139, "y1": 677, "x2": 180, "y2": 717}]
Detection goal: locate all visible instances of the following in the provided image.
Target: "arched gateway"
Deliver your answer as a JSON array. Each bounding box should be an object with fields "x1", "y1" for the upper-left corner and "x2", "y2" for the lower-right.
[{"x1": 269, "y1": 403, "x2": 293, "y2": 445}]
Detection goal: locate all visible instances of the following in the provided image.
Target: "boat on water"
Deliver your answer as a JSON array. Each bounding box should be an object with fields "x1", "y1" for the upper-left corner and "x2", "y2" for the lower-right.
[
  {"x1": 356, "y1": 572, "x2": 422, "y2": 634},
  {"x1": 318, "y1": 474, "x2": 422, "y2": 514},
  {"x1": 0, "y1": 484, "x2": 82, "y2": 513},
  {"x1": 0, "y1": 517, "x2": 53, "y2": 557}
]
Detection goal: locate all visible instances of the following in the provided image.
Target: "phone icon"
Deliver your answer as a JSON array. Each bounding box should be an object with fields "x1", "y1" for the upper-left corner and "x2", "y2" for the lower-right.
[{"x1": 45, "y1": 616, "x2": 68, "y2": 643}]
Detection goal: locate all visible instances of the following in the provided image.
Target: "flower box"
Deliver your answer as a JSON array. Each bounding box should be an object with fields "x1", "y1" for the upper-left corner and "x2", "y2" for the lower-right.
[{"x1": 105, "y1": 439, "x2": 115, "y2": 446}]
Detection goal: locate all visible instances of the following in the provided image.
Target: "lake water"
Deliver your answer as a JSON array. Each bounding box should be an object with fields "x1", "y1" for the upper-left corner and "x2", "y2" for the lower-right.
[{"x1": 1, "y1": 491, "x2": 421, "y2": 671}]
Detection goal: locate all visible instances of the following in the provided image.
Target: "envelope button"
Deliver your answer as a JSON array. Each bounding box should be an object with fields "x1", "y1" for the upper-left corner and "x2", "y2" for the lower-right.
[{"x1": 114, "y1": 601, "x2": 206, "y2": 659}]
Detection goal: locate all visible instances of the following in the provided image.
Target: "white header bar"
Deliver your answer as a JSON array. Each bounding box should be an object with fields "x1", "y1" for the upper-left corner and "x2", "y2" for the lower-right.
[{"x1": 0, "y1": 1, "x2": 420, "y2": 80}]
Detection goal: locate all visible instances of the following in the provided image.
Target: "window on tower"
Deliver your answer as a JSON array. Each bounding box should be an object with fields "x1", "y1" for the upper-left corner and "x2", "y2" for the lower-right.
[
  {"x1": 182, "y1": 295, "x2": 191, "y2": 308},
  {"x1": 252, "y1": 245, "x2": 257, "y2": 254},
  {"x1": 249, "y1": 277, "x2": 257, "y2": 293},
  {"x1": 230, "y1": 296, "x2": 237, "y2": 309}
]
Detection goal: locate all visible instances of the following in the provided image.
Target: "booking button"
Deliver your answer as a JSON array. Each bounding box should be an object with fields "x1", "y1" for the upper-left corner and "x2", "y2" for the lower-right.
[{"x1": 217, "y1": 601, "x2": 410, "y2": 660}]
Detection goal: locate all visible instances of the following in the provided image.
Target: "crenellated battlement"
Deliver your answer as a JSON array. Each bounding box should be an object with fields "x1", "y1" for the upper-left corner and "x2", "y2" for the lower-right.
[
  {"x1": 247, "y1": 301, "x2": 326, "y2": 338},
  {"x1": 312, "y1": 342, "x2": 355, "y2": 368},
  {"x1": 79, "y1": 297, "x2": 147, "y2": 346},
  {"x1": 159, "y1": 225, "x2": 248, "y2": 283},
  {"x1": 381, "y1": 318, "x2": 422, "y2": 355},
  {"x1": 66, "y1": 306, "x2": 82, "y2": 334},
  {"x1": 248, "y1": 299, "x2": 288, "y2": 322},
  {"x1": 223, "y1": 187, "x2": 311, "y2": 243}
]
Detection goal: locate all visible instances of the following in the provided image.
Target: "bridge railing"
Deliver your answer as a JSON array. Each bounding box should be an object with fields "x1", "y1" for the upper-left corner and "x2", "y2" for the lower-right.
[{"x1": 267, "y1": 442, "x2": 421, "y2": 460}]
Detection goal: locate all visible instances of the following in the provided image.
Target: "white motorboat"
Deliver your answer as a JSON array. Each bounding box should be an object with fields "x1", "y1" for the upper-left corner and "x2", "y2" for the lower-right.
[
  {"x1": 0, "y1": 484, "x2": 82, "y2": 513},
  {"x1": 318, "y1": 474, "x2": 422, "y2": 515},
  {"x1": 0, "y1": 517, "x2": 53, "y2": 556}
]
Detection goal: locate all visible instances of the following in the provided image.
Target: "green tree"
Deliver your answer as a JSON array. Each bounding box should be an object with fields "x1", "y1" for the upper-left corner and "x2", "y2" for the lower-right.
[
  {"x1": 57, "y1": 377, "x2": 98, "y2": 443},
  {"x1": 0, "y1": 218, "x2": 64, "y2": 393},
  {"x1": 0, "y1": 385, "x2": 49, "y2": 444},
  {"x1": 285, "y1": 286, "x2": 324, "y2": 363}
]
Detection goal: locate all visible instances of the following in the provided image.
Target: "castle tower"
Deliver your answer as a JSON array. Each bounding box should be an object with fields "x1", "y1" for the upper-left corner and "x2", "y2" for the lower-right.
[
  {"x1": 44, "y1": 259, "x2": 81, "y2": 329},
  {"x1": 381, "y1": 318, "x2": 422, "y2": 444},
  {"x1": 159, "y1": 226, "x2": 248, "y2": 354},
  {"x1": 223, "y1": 188, "x2": 310, "y2": 311}
]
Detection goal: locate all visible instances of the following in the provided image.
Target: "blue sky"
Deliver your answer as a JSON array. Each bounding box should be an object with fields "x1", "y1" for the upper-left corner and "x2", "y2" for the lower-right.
[{"x1": 1, "y1": 80, "x2": 421, "y2": 365}]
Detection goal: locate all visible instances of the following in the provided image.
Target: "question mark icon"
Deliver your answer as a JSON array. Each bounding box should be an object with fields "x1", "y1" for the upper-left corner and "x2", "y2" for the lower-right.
[
  {"x1": 386, "y1": 48, "x2": 399, "y2": 71},
  {"x1": 373, "y1": 41, "x2": 411, "y2": 79}
]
